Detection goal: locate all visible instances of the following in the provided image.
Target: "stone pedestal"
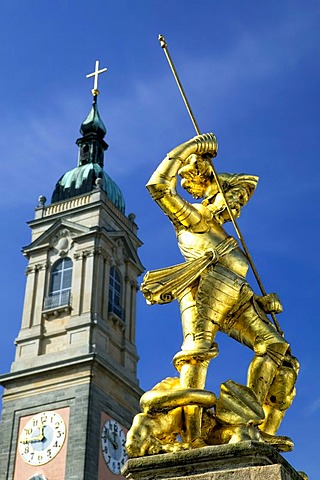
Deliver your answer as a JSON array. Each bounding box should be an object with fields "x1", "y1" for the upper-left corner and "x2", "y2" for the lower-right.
[{"x1": 122, "y1": 441, "x2": 305, "y2": 480}]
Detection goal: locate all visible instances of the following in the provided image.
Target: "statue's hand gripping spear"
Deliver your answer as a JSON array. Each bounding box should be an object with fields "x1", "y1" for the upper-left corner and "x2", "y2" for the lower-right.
[{"x1": 158, "y1": 34, "x2": 284, "y2": 336}]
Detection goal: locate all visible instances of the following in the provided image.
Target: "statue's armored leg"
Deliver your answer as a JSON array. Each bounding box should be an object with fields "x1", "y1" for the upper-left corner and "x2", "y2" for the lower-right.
[
  {"x1": 179, "y1": 267, "x2": 242, "y2": 357},
  {"x1": 174, "y1": 271, "x2": 241, "y2": 446},
  {"x1": 247, "y1": 341, "x2": 289, "y2": 405},
  {"x1": 259, "y1": 355, "x2": 299, "y2": 435},
  {"x1": 226, "y1": 290, "x2": 297, "y2": 449},
  {"x1": 179, "y1": 286, "x2": 219, "y2": 354},
  {"x1": 173, "y1": 287, "x2": 217, "y2": 445}
]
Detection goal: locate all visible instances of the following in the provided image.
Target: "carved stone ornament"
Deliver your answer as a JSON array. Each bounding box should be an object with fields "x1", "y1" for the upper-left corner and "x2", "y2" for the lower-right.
[
  {"x1": 25, "y1": 262, "x2": 47, "y2": 275},
  {"x1": 51, "y1": 228, "x2": 72, "y2": 256},
  {"x1": 112, "y1": 239, "x2": 126, "y2": 266}
]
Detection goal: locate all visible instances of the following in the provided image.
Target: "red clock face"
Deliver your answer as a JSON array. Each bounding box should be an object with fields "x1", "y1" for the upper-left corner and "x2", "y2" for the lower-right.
[
  {"x1": 18, "y1": 411, "x2": 66, "y2": 465},
  {"x1": 14, "y1": 407, "x2": 69, "y2": 480}
]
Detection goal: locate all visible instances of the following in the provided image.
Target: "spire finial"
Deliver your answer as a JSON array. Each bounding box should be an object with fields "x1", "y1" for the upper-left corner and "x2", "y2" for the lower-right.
[{"x1": 86, "y1": 60, "x2": 107, "y2": 97}]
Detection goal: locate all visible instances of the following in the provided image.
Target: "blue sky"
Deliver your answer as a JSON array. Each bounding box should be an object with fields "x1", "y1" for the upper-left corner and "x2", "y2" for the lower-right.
[{"x1": 0, "y1": 1, "x2": 319, "y2": 477}]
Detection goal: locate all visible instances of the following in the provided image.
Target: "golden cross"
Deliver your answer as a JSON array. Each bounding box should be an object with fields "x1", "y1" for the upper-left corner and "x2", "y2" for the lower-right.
[{"x1": 86, "y1": 60, "x2": 107, "y2": 96}]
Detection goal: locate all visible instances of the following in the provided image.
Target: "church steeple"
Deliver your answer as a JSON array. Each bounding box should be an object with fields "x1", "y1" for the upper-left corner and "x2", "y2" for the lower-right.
[
  {"x1": 51, "y1": 62, "x2": 125, "y2": 213},
  {"x1": 78, "y1": 59, "x2": 109, "y2": 167},
  {"x1": 77, "y1": 96, "x2": 108, "y2": 168},
  {"x1": 0, "y1": 62, "x2": 143, "y2": 480}
]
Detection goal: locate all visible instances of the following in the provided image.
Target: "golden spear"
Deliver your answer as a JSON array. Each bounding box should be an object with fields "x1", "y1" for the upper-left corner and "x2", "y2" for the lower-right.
[{"x1": 158, "y1": 34, "x2": 283, "y2": 336}]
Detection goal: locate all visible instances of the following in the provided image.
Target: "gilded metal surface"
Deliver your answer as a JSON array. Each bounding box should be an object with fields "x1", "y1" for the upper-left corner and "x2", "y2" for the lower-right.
[{"x1": 126, "y1": 134, "x2": 298, "y2": 457}]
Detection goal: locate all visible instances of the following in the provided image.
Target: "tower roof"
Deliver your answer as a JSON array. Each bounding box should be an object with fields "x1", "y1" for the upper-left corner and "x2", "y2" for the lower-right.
[
  {"x1": 51, "y1": 162, "x2": 125, "y2": 213},
  {"x1": 80, "y1": 97, "x2": 107, "y2": 137},
  {"x1": 51, "y1": 69, "x2": 125, "y2": 213}
]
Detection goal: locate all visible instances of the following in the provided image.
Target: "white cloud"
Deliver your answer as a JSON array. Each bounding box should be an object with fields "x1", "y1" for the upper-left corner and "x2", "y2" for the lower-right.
[{"x1": 306, "y1": 397, "x2": 320, "y2": 416}]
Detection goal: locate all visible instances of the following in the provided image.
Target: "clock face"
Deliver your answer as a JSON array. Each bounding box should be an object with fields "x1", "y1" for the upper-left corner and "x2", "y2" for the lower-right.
[
  {"x1": 18, "y1": 411, "x2": 66, "y2": 465},
  {"x1": 101, "y1": 418, "x2": 128, "y2": 474}
]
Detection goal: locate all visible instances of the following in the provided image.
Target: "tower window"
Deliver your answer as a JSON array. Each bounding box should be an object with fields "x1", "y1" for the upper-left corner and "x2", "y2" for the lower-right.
[
  {"x1": 80, "y1": 143, "x2": 90, "y2": 165},
  {"x1": 108, "y1": 266, "x2": 124, "y2": 320},
  {"x1": 44, "y1": 257, "x2": 73, "y2": 310}
]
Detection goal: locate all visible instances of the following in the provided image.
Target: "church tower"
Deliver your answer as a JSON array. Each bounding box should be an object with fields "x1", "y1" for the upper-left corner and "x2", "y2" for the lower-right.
[{"x1": 0, "y1": 63, "x2": 144, "y2": 480}]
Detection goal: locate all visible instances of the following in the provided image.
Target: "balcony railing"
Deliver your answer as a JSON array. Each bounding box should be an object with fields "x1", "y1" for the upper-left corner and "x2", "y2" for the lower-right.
[
  {"x1": 108, "y1": 301, "x2": 125, "y2": 321},
  {"x1": 43, "y1": 290, "x2": 71, "y2": 311}
]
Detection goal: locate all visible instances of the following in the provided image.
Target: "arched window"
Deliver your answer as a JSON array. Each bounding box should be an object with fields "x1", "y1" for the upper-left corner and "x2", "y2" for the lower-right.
[
  {"x1": 44, "y1": 257, "x2": 73, "y2": 310},
  {"x1": 108, "y1": 266, "x2": 124, "y2": 320},
  {"x1": 29, "y1": 475, "x2": 48, "y2": 480}
]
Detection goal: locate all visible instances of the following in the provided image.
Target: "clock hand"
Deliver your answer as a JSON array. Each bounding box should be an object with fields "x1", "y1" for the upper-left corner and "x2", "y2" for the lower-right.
[
  {"x1": 106, "y1": 431, "x2": 118, "y2": 449},
  {"x1": 20, "y1": 423, "x2": 45, "y2": 444},
  {"x1": 29, "y1": 436, "x2": 43, "y2": 443},
  {"x1": 112, "y1": 431, "x2": 119, "y2": 450},
  {"x1": 38, "y1": 422, "x2": 45, "y2": 441},
  {"x1": 20, "y1": 437, "x2": 30, "y2": 445},
  {"x1": 21, "y1": 436, "x2": 42, "y2": 444},
  {"x1": 31, "y1": 422, "x2": 44, "y2": 441}
]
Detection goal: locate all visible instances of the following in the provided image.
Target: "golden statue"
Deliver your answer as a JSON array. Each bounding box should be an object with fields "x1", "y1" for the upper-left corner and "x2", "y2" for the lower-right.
[{"x1": 126, "y1": 133, "x2": 299, "y2": 458}]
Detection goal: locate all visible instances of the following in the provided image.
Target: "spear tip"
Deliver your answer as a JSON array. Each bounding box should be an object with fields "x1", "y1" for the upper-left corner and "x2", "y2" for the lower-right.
[{"x1": 158, "y1": 34, "x2": 167, "y2": 49}]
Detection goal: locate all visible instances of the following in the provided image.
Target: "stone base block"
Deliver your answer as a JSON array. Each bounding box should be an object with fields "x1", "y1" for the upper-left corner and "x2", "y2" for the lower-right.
[{"x1": 122, "y1": 441, "x2": 305, "y2": 480}]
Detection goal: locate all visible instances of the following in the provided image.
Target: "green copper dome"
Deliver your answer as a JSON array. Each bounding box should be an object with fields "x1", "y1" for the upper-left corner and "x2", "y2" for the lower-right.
[{"x1": 51, "y1": 162, "x2": 125, "y2": 213}]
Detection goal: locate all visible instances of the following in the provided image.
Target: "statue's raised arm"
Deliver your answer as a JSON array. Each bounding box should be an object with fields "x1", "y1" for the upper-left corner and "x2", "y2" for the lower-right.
[{"x1": 146, "y1": 133, "x2": 218, "y2": 230}]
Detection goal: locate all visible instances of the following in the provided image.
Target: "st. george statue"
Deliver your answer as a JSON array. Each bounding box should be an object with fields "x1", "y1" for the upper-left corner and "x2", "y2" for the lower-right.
[{"x1": 127, "y1": 133, "x2": 299, "y2": 457}]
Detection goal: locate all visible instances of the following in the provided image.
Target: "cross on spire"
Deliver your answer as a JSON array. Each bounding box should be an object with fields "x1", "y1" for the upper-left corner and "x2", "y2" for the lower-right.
[{"x1": 86, "y1": 60, "x2": 107, "y2": 97}]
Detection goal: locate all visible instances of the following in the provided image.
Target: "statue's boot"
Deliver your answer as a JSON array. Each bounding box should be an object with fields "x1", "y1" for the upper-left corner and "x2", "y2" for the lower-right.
[
  {"x1": 259, "y1": 430, "x2": 294, "y2": 452},
  {"x1": 248, "y1": 347, "x2": 298, "y2": 451},
  {"x1": 174, "y1": 357, "x2": 217, "y2": 447},
  {"x1": 258, "y1": 355, "x2": 299, "y2": 451}
]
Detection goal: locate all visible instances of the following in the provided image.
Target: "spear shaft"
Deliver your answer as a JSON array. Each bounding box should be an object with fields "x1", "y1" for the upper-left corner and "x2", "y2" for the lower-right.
[{"x1": 158, "y1": 34, "x2": 283, "y2": 336}]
